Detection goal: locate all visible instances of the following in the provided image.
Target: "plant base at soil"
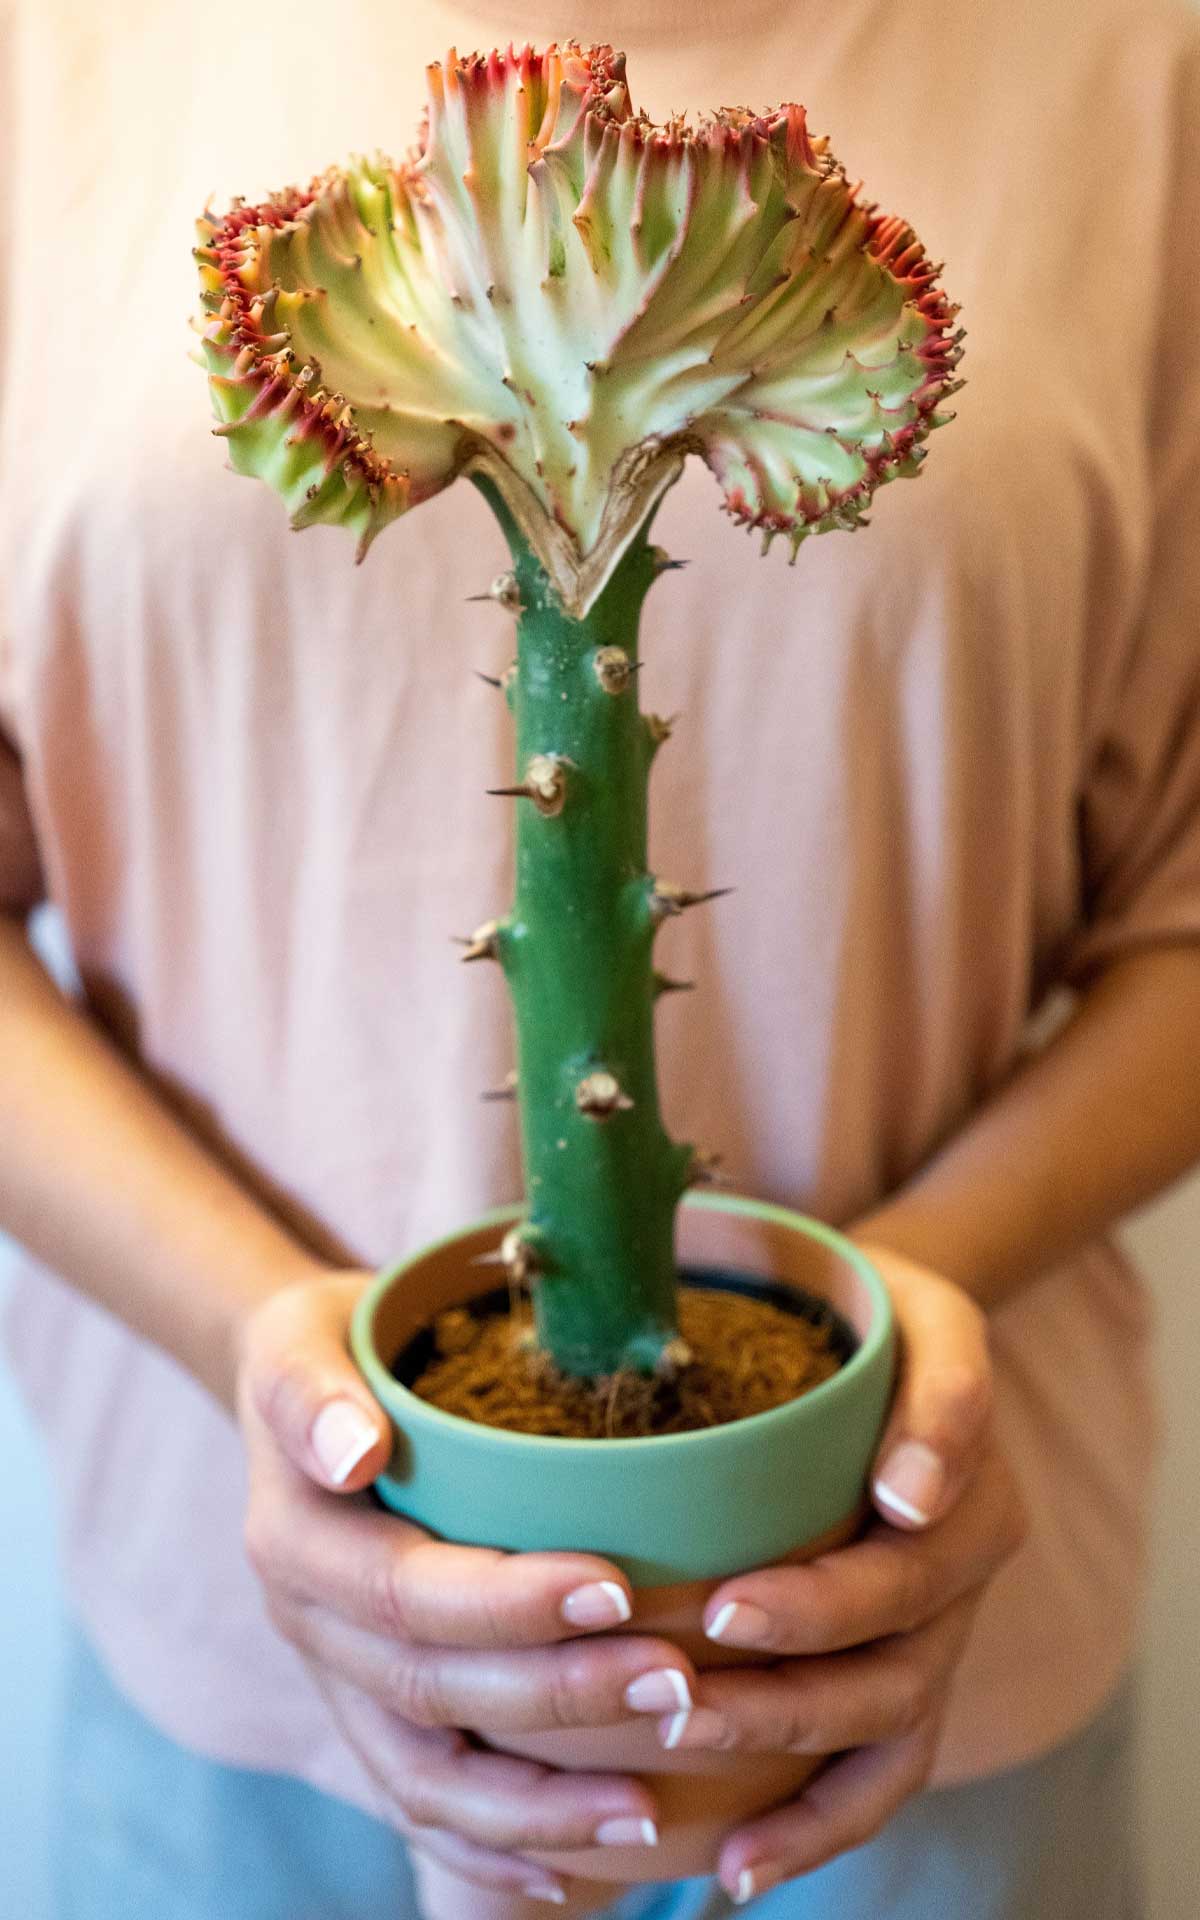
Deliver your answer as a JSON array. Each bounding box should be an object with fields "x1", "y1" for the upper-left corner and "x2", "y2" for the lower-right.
[{"x1": 406, "y1": 1284, "x2": 844, "y2": 1439}]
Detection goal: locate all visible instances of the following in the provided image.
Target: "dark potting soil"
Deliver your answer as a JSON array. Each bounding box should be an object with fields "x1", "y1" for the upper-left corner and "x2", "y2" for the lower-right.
[{"x1": 399, "y1": 1269, "x2": 853, "y2": 1439}]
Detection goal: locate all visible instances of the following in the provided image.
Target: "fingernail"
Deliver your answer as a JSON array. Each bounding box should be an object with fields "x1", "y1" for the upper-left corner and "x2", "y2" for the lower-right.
[
  {"x1": 873, "y1": 1439, "x2": 945, "y2": 1526},
  {"x1": 733, "y1": 1867, "x2": 758, "y2": 1905},
  {"x1": 706, "y1": 1600, "x2": 771, "y2": 1647},
  {"x1": 625, "y1": 1668, "x2": 693, "y2": 1713},
  {"x1": 661, "y1": 1706, "x2": 729, "y2": 1750},
  {"x1": 523, "y1": 1885, "x2": 567, "y2": 1905},
  {"x1": 595, "y1": 1816, "x2": 659, "y2": 1848},
  {"x1": 732, "y1": 1862, "x2": 782, "y2": 1904},
  {"x1": 561, "y1": 1580, "x2": 632, "y2": 1628},
  {"x1": 310, "y1": 1399, "x2": 380, "y2": 1485}
]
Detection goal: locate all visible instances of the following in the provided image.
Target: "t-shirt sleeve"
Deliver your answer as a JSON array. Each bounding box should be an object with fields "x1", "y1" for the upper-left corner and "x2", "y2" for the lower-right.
[{"x1": 1061, "y1": 32, "x2": 1200, "y2": 986}]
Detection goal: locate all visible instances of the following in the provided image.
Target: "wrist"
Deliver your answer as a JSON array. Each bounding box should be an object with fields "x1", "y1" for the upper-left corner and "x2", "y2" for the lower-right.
[{"x1": 844, "y1": 1204, "x2": 992, "y2": 1308}]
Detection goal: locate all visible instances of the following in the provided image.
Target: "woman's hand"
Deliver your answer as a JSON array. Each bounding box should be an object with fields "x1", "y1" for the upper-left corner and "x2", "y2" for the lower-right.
[
  {"x1": 235, "y1": 1273, "x2": 699, "y2": 1902},
  {"x1": 649, "y1": 1248, "x2": 1028, "y2": 1906}
]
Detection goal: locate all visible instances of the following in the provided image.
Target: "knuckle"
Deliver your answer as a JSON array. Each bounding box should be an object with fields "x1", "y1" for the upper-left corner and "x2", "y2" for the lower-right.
[
  {"x1": 522, "y1": 1784, "x2": 590, "y2": 1849},
  {"x1": 777, "y1": 1710, "x2": 816, "y2": 1755},
  {"x1": 384, "y1": 1653, "x2": 445, "y2": 1728},
  {"x1": 893, "y1": 1556, "x2": 936, "y2": 1635},
  {"x1": 251, "y1": 1343, "x2": 310, "y2": 1435},
  {"x1": 889, "y1": 1654, "x2": 937, "y2": 1735},
  {"x1": 794, "y1": 1578, "x2": 839, "y2": 1651},
  {"x1": 363, "y1": 1558, "x2": 416, "y2": 1642},
  {"x1": 547, "y1": 1648, "x2": 602, "y2": 1729},
  {"x1": 475, "y1": 1577, "x2": 521, "y2": 1653},
  {"x1": 394, "y1": 1774, "x2": 439, "y2": 1827}
]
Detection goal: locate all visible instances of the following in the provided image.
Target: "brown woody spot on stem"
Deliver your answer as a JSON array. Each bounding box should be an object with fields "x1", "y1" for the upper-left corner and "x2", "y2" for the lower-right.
[{"x1": 593, "y1": 645, "x2": 639, "y2": 695}]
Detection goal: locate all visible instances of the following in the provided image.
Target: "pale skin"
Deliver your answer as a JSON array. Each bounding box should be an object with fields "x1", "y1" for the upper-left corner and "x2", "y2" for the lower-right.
[{"x1": 3, "y1": 728, "x2": 1200, "y2": 1909}]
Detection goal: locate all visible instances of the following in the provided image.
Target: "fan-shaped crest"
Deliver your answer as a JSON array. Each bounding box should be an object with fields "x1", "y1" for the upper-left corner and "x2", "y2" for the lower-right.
[{"x1": 195, "y1": 43, "x2": 961, "y2": 610}]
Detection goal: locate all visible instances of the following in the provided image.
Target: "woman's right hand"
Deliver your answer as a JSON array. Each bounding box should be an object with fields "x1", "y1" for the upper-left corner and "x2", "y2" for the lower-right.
[{"x1": 235, "y1": 1274, "x2": 693, "y2": 1901}]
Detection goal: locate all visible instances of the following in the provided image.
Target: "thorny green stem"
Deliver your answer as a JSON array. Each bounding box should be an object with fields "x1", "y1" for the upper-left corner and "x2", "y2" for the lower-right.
[{"x1": 474, "y1": 477, "x2": 696, "y2": 1376}]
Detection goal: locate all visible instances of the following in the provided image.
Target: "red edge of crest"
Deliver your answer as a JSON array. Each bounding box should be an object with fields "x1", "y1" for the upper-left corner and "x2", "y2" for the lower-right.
[
  {"x1": 720, "y1": 161, "x2": 961, "y2": 537},
  {"x1": 197, "y1": 179, "x2": 411, "y2": 514}
]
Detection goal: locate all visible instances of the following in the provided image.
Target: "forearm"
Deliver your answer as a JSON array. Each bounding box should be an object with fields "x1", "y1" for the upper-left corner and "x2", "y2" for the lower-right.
[
  {"x1": 852, "y1": 944, "x2": 1200, "y2": 1308},
  {"x1": 0, "y1": 912, "x2": 332, "y2": 1408}
]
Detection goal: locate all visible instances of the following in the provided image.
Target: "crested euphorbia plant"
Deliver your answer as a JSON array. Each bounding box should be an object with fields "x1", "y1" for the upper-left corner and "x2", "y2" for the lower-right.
[{"x1": 194, "y1": 43, "x2": 960, "y2": 1382}]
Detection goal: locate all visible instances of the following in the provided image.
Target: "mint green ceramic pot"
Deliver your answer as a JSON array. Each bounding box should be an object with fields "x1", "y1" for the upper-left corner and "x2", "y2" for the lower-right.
[{"x1": 351, "y1": 1191, "x2": 895, "y2": 1885}]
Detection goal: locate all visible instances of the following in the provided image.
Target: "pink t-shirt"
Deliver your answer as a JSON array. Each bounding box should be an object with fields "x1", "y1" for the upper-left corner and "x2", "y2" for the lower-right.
[{"x1": 2, "y1": 0, "x2": 1199, "y2": 1815}]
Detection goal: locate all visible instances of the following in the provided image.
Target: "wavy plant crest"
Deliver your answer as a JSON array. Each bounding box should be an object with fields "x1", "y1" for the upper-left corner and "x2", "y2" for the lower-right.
[{"x1": 194, "y1": 42, "x2": 960, "y2": 614}]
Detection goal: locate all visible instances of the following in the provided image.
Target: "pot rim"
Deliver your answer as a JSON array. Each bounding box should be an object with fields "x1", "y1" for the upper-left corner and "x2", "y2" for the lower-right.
[{"x1": 352, "y1": 1190, "x2": 892, "y2": 1454}]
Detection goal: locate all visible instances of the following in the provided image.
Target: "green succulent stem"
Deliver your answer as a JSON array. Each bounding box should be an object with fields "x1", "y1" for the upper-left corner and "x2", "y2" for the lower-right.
[{"x1": 475, "y1": 477, "x2": 694, "y2": 1377}]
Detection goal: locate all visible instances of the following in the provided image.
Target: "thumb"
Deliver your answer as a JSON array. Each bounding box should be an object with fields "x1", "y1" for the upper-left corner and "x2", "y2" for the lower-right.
[
  {"x1": 856, "y1": 1245, "x2": 993, "y2": 1531},
  {"x1": 242, "y1": 1274, "x2": 392, "y2": 1494}
]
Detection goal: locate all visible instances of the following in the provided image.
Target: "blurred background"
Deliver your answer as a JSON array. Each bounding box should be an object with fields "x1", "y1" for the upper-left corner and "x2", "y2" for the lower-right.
[{"x1": 2, "y1": 1175, "x2": 1198, "y2": 1918}]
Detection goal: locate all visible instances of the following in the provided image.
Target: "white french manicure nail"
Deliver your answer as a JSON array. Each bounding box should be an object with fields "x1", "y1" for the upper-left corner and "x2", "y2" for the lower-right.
[
  {"x1": 561, "y1": 1580, "x2": 632, "y2": 1628},
  {"x1": 310, "y1": 1399, "x2": 379, "y2": 1486},
  {"x1": 625, "y1": 1667, "x2": 693, "y2": 1713},
  {"x1": 872, "y1": 1480, "x2": 931, "y2": 1525},
  {"x1": 873, "y1": 1439, "x2": 943, "y2": 1526},
  {"x1": 706, "y1": 1600, "x2": 771, "y2": 1646},
  {"x1": 734, "y1": 1867, "x2": 757, "y2": 1905},
  {"x1": 659, "y1": 1706, "x2": 728, "y2": 1749},
  {"x1": 709, "y1": 1602, "x2": 738, "y2": 1641},
  {"x1": 595, "y1": 1816, "x2": 659, "y2": 1847},
  {"x1": 523, "y1": 1886, "x2": 567, "y2": 1905}
]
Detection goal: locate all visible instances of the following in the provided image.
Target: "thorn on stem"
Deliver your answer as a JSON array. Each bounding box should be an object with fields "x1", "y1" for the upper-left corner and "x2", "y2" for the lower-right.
[
  {"x1": 648, "y1": 546, "x2": 689, "y2": 576},
  {"x1": 575, "y1": 1070, "x2": 635, "y2": 1119},
  {"x1": 481, "y1": 1070, "x2": 519, "y2": 1102},
  {"x1": 472, "y1": 1225, "x2": 541, "y2": 1286},
  {"x1": 488, "y1": 754, "x2": 570, "y2": 817},
  {"x1": 454, "y1": 919, "x2": 502, "y2": 963},
  {"x1": 686, "y1": 1148, "x2": 726, "y2": 1187},
  {"x1": 653, "y1": 972, "x2": 696, "y2": 997},
  {"x1": 473, "y1": 669, "x2": 503, "y2": 689},
  {"x1": 501, "y1": 1226, "x2": 541, "y2": 1285},
  {"x1": 645, "y1": 712, "x2": 677, "y2": 746},
  {"x1": 466, "y1": 571, "x2": 524, "y2": 614},
  {"x1": 650, "y1": 881, "x2": 734, "y2": 923}
]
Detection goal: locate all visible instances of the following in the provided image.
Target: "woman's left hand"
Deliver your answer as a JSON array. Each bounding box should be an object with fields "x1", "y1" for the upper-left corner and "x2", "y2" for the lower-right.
[{"x1": 653, "y1": 1246, "x2": 1028, "y2": 1907}]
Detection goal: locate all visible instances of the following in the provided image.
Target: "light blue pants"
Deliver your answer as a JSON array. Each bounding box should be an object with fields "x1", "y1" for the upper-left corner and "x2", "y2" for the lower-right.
[{"x1": 52, "y1": 1629, "x2": 1143, "y2": 1920}]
